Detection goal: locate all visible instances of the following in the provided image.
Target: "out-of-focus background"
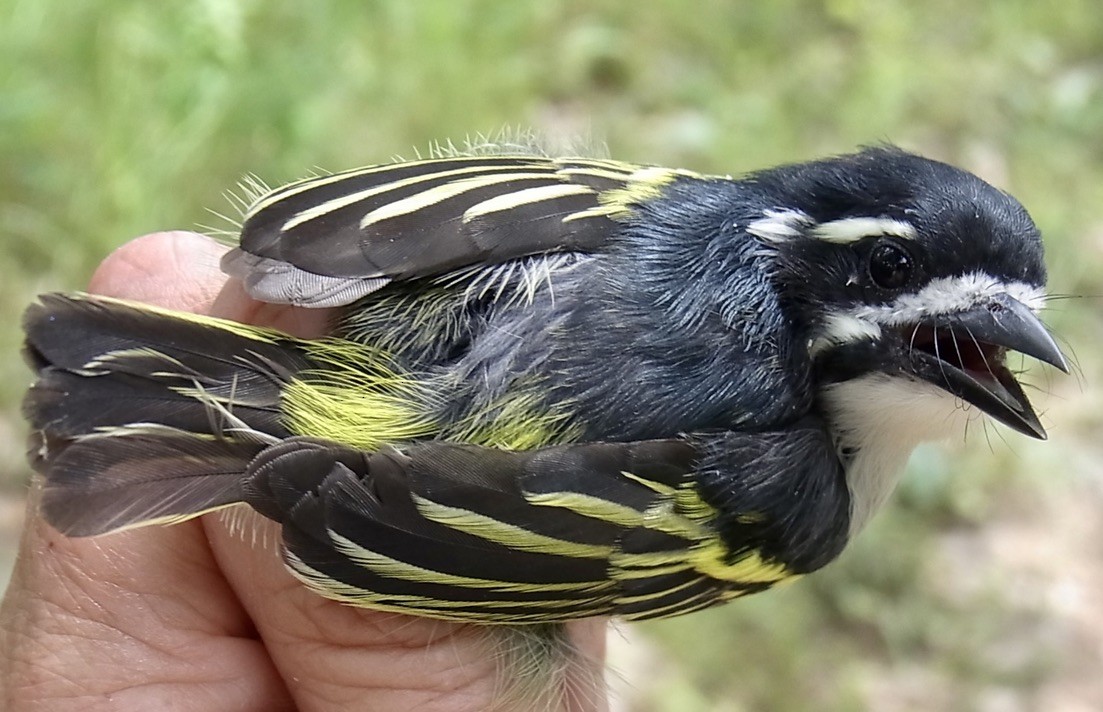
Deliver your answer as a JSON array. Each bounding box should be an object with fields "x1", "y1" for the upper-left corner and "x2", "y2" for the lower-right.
[{"x1": 2, "y1": 2, "x2": 1100, "y2": 710}]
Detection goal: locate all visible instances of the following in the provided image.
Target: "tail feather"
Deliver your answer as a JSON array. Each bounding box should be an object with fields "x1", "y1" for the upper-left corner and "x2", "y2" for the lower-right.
[
  {"x1": 22, "y1": 293, "x2": 316, "y2": 535},
  {"x1": 25, "y1": 368, "x2": 287, "y2": 438},
  {"x1": 23, "y1": 293, "x2": 307, "y2": 379},
  {"x1": 38, "y1": 426, "x2": 264, "y2": 536},
  {"x1": 23, "y1": 293, "x2": 310, "y2": 437}
]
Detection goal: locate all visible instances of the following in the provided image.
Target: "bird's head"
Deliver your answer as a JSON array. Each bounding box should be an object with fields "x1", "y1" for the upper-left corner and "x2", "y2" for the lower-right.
[{"x1": 747, "y1": 147, "x2": 1068, "y2": 441}]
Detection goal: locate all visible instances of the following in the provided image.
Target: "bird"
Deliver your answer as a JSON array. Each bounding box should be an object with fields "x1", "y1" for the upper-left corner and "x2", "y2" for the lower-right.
[{"x1": 22, "y1": 145, "x2": 1067, "y2": 696}]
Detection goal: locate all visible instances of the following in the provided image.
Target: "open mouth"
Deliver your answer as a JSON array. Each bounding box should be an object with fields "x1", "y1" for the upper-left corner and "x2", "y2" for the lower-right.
[
  {"x1": 906, "y1": 324, "x2": 1009, "y2": 385},
  {"x1": 897, "y1": 295, "x2": 1067, "y2": 439}
]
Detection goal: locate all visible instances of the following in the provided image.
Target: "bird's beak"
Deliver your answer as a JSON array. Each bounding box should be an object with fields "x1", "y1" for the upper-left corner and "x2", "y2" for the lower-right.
[{"x1": 906, "y1": 293, "x2": 1068, "y2": 439}]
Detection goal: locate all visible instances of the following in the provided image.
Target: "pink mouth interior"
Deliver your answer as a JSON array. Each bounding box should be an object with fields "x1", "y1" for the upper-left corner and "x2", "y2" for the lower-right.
[{"x1": 906, "y1": 324, "x2": 1008, "y2": 381}]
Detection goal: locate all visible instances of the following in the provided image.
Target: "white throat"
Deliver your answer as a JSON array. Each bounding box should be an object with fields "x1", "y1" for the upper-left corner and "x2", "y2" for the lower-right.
[{"x1": 821, "y1": 373, "x2": 974, "y2": 536}]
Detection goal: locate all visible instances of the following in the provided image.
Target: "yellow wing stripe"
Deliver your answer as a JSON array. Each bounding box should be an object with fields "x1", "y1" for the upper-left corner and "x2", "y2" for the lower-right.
[
  {"x1": 612, "y1": 549, "x2": 696, "y2": 570},
  {"x1": 673, "y1": 482, "x2": 723, "y2": 523},
  {"x1": 247, "y1": 156, "x2": 531, "y2": 218},
  {"x1": 252, "y1": 155, "x2": 684, "y2": 234},
  {"x1": 412, "y1": 494, "x2": 615, "y2": 559},
  {"x1": 612, "y1": 575, "x2": 708, "y2": 606},
  {"x1": 568, "y1": 166, "x2": 685, "y2": 220},
  {"x1": 281, "y1": 163, "x2": 544, "y2": 232},
  {"x1": 556, "y1": 166, "x2": 643, "y2": 183},
  {"x1": 640, "y1": 501, "x2": 709, "y2": 540},
  {"x1": 328, "y1": 530, "x2": 613, "y2": 594},
  {"x1": 525, "y1": 490, "x2": 646, "y2": 528},
  {"x1": 691, "y1": 544, "x2": 792, "y2": 584},
  {"x1": 462, "y1": 183, "x2": 595, "y2": 222},
  {"x1": 620, "y1": 590, "x2": 722, "y2": 620},
  {"x1": 286, "y1": 555, "x2": 611, "y2": 621},
  {"x1": 610, "y1": 561, "x2": 696, "y2": 580},
  {"x1": 269, "y1": 410, "x2": 794, "y2": 623},
  {"x1": 618, "y1": 470, "x2": 677, "y2": 496},
  {"x1": 556, "y1": 158, "x2": 638, "y2": 173},
  {"x1": 359, "y1": 172, "x2": 562, "y2": 228}
]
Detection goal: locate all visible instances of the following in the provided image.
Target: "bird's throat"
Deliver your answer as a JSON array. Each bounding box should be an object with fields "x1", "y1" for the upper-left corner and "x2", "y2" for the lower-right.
[{"x1": 820, "y1": 373, "x2": 973, "y2": 536}]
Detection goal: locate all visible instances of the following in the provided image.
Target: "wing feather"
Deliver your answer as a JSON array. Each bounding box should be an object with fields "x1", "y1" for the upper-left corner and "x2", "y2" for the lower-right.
[
  {"x1": 239, "y1": 435, "x2": 800, "y2": 622},
  {"x1": 224, "y1": 156, "x2": 675, "y2": 307}
]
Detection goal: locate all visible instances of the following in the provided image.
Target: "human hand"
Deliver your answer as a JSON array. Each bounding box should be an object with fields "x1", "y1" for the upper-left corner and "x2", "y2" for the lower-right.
[{"x1": 0, "y1": 231, "x2": 608, "y2": 712}]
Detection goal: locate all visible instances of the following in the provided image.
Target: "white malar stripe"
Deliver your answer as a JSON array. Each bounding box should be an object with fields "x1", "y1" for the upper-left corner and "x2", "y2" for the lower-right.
[
  {"x1": 746, "y1": 209, "x2": 815, "y2": 243},
  {"x1": 808, "y1": 313, "x2": 883, "y2": 356},
  {"x1": 462, "y1": 183, "x2": 594, "y2": 222},
  {"x1": 812, "y1": 217, "x2": 917, "y2": 243},
  {"x1": 851, "y1": 273, "x2": 1047, "y2": 325},
  {"x1": 359, "y1": 172, "x2": 556, "y2": 228}
]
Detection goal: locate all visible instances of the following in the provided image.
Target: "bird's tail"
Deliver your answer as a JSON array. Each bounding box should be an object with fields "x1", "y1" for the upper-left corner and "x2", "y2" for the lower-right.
[{"x1": 23, "y1": 293, "x2": 335, "y2": 536}]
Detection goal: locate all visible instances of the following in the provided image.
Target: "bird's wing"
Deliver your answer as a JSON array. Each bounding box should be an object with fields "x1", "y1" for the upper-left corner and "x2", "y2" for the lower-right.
[
  {"x1": 244, "y1": 427, "x2": 847, "y2": 623},
  {"x1": 224, "y1": 156, "x2": 687, "y2": 307}
]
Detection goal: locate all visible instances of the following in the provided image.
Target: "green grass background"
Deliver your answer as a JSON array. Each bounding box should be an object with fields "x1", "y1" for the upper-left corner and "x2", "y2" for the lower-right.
[{"x1": 2, "y1": 2, "x2": 1101, "y2": 709}]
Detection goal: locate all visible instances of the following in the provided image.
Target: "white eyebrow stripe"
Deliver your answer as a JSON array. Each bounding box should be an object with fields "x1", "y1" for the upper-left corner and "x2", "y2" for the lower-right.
[
  {"x1": 851, "y1": 273, "x2": 1047, "y2": 326},
  {"x1": 747, "y1": 212, "x2": 917, "y2": 244},
  {"x1": 811, "y1": 217, "x2": 917, "y2": 243},
  {"x1": 746, "y1": 209, "x2": 815, "y2": 243}
]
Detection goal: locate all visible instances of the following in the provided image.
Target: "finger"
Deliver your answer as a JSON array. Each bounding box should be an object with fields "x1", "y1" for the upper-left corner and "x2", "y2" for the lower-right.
[
  {"x1": 203, "y1": 278, "x2": 609, "y2": 711},
  {"x1": 206, "y1": 515, "x2": 505, "y2": 711},
  {"x1": 203, "y1": 286, "x2": 502, "y2": 710},
  {"x1": 88, "y1": 230, "x2": 228, "y2": 311},
  {"x1": 1, "y1": 232, "x2": 294, "y2": 712}
]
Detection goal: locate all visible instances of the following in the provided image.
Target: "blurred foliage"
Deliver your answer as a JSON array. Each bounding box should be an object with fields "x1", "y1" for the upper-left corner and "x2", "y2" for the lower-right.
[{"x1": 1, "y1": 1, "x2": 1100, "y2": 709}]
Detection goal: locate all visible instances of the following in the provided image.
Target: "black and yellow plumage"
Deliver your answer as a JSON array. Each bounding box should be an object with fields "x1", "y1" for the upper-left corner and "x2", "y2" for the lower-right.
[{"x1": 23, "y1": 148, "x2": 1065, "y2": 629}]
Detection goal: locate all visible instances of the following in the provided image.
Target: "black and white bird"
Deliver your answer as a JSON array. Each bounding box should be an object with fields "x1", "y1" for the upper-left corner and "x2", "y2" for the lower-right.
[{"x1": 24, "y1": 145, "x2": 1067, "y2": 668}]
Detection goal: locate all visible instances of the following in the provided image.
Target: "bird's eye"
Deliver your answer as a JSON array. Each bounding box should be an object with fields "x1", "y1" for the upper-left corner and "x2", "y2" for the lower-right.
[{"x1": 868, "y1": 242, "x2": 914, "y2": 289}]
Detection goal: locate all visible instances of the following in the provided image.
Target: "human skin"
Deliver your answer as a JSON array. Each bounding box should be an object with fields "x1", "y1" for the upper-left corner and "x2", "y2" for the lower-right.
[{"x1": 0, "y1": 231, "x2": 607, "y2": 712}]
